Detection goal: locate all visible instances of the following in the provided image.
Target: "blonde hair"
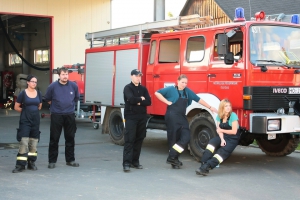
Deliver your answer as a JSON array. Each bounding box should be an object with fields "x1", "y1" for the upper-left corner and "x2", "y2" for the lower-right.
[{"x1": 218, "y1": 99, "x2": 232, "y2": 119}]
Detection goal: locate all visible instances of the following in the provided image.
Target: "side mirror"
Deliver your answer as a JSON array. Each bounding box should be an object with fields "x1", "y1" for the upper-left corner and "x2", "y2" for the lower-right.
[
  {"x1": 224, "y1": 52, "x2": 234, "y2": 64},
  {"x1": 217, "y1": 34, "x2": 228, "y2": 56}
]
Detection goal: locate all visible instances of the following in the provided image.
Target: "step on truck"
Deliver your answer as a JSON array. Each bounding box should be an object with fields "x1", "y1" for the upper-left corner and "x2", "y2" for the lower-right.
[{"x1": 83, "y1": 8, "x2": 300, "y2": 160}]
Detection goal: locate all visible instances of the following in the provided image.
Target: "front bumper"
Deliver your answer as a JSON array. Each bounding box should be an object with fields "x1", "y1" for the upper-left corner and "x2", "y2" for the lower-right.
[{"x1": 250, "y1": 113, "x2": 300, "y2": 134}]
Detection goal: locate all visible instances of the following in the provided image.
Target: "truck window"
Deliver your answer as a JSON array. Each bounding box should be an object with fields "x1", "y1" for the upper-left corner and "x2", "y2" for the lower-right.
[
  {"x1": 213, "y1": 35, "x2": 220, "y2": 60},
  {"x1": 214, "y1": 32, "x2": 243, "y2": 61},
  {"x1": 149, "y1": 40, "x2": 156, "y2": 64},
  {"x1": 159, "y1": 39, "x2": 180, "y2": 63},
  {"x1": 186, "y1": 36, "x2": 205, "y2": 62}
]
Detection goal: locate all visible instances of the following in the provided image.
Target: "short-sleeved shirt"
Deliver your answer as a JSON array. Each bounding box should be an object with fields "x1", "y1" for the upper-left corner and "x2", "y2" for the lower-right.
[
  {"x1": 216, "y1": 112, "x2": 239, "y2": 128},
  {"x1": 156, "y1": 86, "x2": 200, "y2": 107},
  {"x1": 17, "y1": 90, "x2": 42, "y2": 112}
]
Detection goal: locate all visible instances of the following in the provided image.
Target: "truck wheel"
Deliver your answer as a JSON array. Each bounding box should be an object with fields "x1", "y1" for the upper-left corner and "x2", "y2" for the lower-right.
[
  {"x1": 108, "y1": 109, "x2": 125, "y2": 145},
  {"x1": 256, "y1": 135, "x2": 299, "y2": 156},
  {"x1": 189, "y1": 112, "x2": 217, "y2": 161}
]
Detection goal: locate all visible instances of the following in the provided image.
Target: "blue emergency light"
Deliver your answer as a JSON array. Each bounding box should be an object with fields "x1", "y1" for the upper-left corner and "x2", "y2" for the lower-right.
[
  {"x1": 291, "y1": 14, "x2": 299, "y2": 24},
  {"x1": 234, "y1": 7, "x2": 246, "y2": 22}
]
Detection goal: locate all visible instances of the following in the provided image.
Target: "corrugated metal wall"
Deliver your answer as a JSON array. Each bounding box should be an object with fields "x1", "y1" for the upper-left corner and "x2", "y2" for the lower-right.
[{"x1": 0, "y1": 0, "x2": 111, "y2": 72}]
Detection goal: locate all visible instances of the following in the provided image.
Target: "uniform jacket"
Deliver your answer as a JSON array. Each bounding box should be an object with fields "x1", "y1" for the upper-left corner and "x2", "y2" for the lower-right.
[{"x1": 123, "y1": 82, "x2": 151, "y2": 117}]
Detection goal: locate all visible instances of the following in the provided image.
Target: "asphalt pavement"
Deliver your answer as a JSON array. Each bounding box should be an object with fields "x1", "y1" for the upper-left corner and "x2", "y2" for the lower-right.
[{"x1": 0, "y1": 109, "x2": 300, "y2": 200}]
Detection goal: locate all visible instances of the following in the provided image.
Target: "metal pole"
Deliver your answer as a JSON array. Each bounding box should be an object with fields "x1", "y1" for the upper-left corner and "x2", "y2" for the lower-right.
[{"x1": 154, "y1": 0, "x2": 165, "y2": 21}]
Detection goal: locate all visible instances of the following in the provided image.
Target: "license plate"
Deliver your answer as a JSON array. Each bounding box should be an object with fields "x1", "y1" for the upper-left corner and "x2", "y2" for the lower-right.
[
  {"x1": 289, "y1": 87, "x2": 300, "y2": 94},
  {"x1": 268, "y1": 134, "x2": 276, "y2": 140}
]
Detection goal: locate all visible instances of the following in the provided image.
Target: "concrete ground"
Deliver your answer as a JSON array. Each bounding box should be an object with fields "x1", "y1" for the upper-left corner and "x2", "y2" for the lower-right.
[{"x1": 0, "y1": 108, "x2": 300, "y2": 200}]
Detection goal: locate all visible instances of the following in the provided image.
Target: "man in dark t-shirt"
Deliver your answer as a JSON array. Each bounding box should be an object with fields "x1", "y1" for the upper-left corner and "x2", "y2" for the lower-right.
[{"x1": 44, "y1": 67, "x2": 80, "y2": 169}]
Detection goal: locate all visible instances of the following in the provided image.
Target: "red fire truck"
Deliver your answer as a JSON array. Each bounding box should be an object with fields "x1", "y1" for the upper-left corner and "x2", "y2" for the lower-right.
[{"x1": 83, "y1": 8, "x2": 300, "y2": 160}]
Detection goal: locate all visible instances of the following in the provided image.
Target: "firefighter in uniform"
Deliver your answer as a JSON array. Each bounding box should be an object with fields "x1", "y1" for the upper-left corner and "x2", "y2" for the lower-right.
[
  {"x1": 12, "y1": 75, "x2": 42, "y2": 173},
  {"x1": 196, "y1": 99, "x2": 241, "y2": 176},
  {"x1": 155, "y1": 74, "x2": 217, "y2": 169},
  {"x1": 122, "y1": 69, "x2": 151, "y2": 172}
]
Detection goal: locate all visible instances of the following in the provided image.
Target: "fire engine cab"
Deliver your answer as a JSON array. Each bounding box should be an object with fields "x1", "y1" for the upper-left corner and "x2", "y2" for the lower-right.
[{"x1": 83, "y1": 8, "x2": 300, "y2": 160}]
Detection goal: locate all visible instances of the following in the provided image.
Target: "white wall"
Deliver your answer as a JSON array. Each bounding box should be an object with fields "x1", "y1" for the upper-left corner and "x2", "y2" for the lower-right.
[{"x1": 0, "y1": 0, "x2": 111, "y2": 80}]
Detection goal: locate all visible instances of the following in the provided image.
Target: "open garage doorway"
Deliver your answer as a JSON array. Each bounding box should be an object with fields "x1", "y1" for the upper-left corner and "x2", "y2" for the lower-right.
[{"x1": 0, "y1": 14, "x2": 52, "y2": 109}]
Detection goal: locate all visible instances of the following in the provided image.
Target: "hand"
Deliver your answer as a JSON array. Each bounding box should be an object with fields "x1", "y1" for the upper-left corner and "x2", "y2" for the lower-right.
[
  {"x1": 167, "y1": 101, "x2": 172, "y2": 106},
  {"x1": 220, "y1": 139, "x2": 226, "y2": 146},
  {"x1": 209, "y1": 106, "x2": 218, "y2": 113},
  {"x1": 141, "y1": 96, "x2": 145, "y2": 101},
  {"x1": 216, "y1": 127, "x2": 222, "y2": 134}
]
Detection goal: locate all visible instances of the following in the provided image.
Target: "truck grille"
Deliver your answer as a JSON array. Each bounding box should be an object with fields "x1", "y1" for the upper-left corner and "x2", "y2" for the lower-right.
[{"x1": 243, "y1": 86, "x2": 300, "y2": 110}]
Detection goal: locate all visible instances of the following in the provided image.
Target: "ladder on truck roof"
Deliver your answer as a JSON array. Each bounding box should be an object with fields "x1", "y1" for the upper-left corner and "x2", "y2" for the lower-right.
[{"x1": 85, "y1": 14, "x2": 213, "y2": 48}]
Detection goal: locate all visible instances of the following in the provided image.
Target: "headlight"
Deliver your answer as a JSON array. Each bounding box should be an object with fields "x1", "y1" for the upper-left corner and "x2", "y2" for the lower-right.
[{"x1": 268, "y1": 119, "x2": 281, "y2": 131}]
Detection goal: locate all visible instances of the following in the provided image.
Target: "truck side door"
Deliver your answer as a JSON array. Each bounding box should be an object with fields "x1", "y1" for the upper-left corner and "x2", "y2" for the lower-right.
[
  {"x1": 149, "y1": 36, "x2": 181, "y2": 115},
  {"x1": 208, "y1": 33, "x2": 245, "y2": 108},
  {"x1": 180, "y1": 34, "x2": 208, "y2": 94}
]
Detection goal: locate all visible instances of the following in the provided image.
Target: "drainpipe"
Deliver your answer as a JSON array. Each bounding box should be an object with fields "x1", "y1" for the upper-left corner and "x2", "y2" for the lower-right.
[{"x1": 154, "y1": 0, "x2": 165, "y2": 21}]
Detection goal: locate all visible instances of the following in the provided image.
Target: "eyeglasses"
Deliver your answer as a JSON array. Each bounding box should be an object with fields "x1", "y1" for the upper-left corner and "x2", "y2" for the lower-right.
[{"x1": 30, "y1": 81, "x2": 37, "y2": 84}]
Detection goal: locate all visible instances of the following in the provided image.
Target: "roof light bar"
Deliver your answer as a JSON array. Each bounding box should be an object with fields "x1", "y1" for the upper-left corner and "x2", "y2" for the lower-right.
[
  {"x1": 291, "y1": 14, "x2": 299, "y2": 24},
  {"x1": 234, "y1": 7, "x2": 246, "y2": 22}
]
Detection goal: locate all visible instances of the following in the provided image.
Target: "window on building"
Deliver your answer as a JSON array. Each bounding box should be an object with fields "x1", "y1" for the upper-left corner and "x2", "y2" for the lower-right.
[
  {"x1": 186, "y1": 36, "x2": 205, "y2": 62},
  {"x1": 8, "y1": 53, "x2": 22, "y2": 66},
  {"x1": 159, "y1": 39, "x2": 180, "y2": 63},
  {"x1": 34, "y1": 49, "x2": 49, "y2": 64}
]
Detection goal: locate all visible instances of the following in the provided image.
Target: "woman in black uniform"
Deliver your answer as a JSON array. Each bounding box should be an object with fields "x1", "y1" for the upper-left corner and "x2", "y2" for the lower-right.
[
  {"x1": 155, "y1": 74, "x2": 217, "y2": 169},
  {"x1": 196, "y1": 99, "x2": 241, "y2": 176},
  {"x1": 12, "y1": 75, "x2": 42, "y2": 173}
]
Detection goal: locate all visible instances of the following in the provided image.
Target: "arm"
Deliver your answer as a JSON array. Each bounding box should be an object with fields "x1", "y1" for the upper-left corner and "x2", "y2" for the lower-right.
[
  {"x1": 198, "y1": 98, "x2": 218, "y2": 113},
  {"x1": 14, "y1": 102, "x2": 22, "y2": 113},
  {"x1": 216, "y1": 121, "x2": 226, "y2": 146},
  {"x1": 38, "y1": 90, "x2": 43, "y2": 110},
  {"x1": 74, "y1": 84, "x2": 80, "y2": 102},
  {"x1": 124, "y1": 86, "x2": 143, "y2": 105},
  {"x1": 14, "y1": 91, "x2": 24, "y2": 113},
  {"x1": 44, "y1": 84, "x2": 52, "y2": 103},
  {"x1": 217, "y1": 120, "x2": 239, "y2": 135},
  {"x1": 155, "y1": 92, "x2": 172, "y2": 106},
  {"x1": 140, "y1": 88, "x2": 151, "y2": 106},
  {"x1": 38, "y1": 103, "x2": 42, "y2": 110}
]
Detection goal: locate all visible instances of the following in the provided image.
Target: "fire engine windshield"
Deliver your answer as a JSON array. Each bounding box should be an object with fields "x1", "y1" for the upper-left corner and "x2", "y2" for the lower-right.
[{"x1": 250, "y1": 25, "x2": 300, "y2": 67}]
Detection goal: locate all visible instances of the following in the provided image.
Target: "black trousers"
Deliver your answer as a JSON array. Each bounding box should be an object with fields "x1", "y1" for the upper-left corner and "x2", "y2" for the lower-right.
[
  {"x1": 48, "y1": 114, "x2": 77, "y2": 163},
  {"x1": 201, "y1": 135, "x2": 239, "y2": 168},
  {"x1": 123, "y1": 115, "x2": 147, "y2": 166},
  {"x1": 165, "y1": 110, "x2": 190, "y2": 158}
]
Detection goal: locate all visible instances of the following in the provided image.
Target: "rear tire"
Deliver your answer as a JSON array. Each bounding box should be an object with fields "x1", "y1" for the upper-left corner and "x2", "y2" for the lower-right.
[
  {"x1": 189, "y1": 112, "x2": 217, "y2": 161},
  {"x1": 256, "y1": 134, "x2": 299, "y2": 156},
  {"x1": 108, "y1": 109, "x2": 125, "y2": 145}
]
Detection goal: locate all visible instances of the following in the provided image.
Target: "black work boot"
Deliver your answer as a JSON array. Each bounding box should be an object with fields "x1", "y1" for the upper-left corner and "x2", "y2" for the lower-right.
[
  {"x1": 123, "y1": 164, "x2": 130, "y2": 172},
  {"x1": 27, "y1": 161, "x2": 38, "y2": 170},
  {"x1": 12, "y1": 165, "x2": 26, "y2": 173},
  {"x1": 195, "y1": 163, "x2": 210, "y2": 176},
  {"x1": 166, "y1": 156, "x2": 182, "y2": 167}
]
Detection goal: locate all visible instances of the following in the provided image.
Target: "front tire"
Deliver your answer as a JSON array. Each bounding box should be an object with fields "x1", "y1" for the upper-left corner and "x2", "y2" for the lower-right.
[
  {"x1": 256, "y1": 134, "x2": 299, "y2": 156},
  {"x1": 108, "y1": 108, "x2": 125, "y2": 145},
  {"x1": 189, "y1": 112, "x2": 217, "y2": 161}
]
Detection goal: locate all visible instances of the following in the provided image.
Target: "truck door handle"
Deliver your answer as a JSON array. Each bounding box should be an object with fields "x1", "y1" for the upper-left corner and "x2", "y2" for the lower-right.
[
  {"x1": 208, "y1": 74, "x2": 216, "y2": 78},
  {"x1": 153, "y1": 74, "x2": 160, "y2": 78}
]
